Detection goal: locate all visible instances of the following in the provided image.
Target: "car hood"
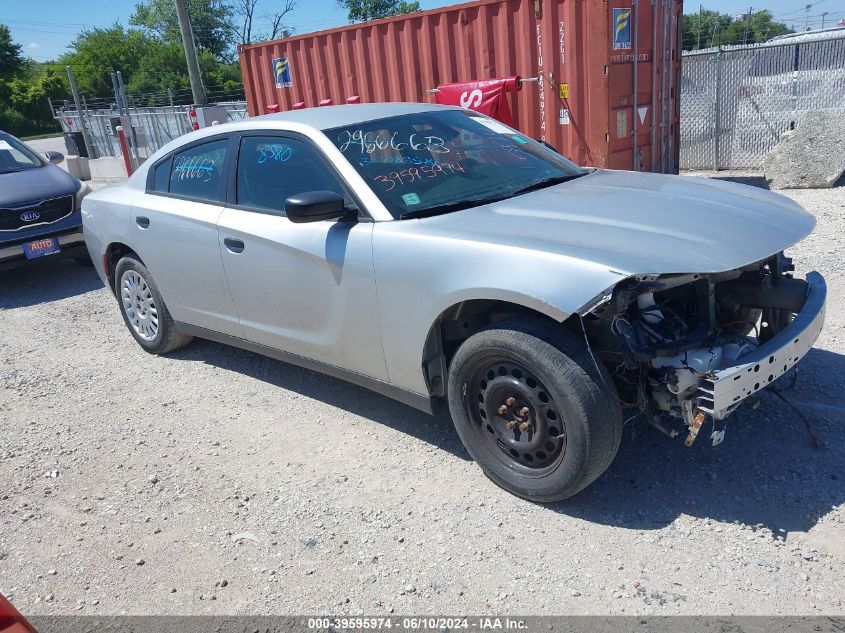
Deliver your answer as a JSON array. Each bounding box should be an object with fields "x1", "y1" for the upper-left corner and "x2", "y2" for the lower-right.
[
  {"x1": 418, "y1": 169, "x2": 816, "y2": 275},
  {"x1": 0, "y1": 164, "x2": 79, "y2": 206}
]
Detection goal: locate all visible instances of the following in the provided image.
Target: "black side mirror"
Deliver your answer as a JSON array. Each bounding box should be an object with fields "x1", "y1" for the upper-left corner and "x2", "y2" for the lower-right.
[
  {"x1": 44, "y1": 151, "x2": 65, "y2": 165},
  {"x1": 285, "y1": 191, "x2": 349, "y2": 223}
]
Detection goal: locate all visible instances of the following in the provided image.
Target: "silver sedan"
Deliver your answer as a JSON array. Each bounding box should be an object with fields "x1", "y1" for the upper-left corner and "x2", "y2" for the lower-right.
[{"x1": 82, "y1": 103, "x2": 825, "y2": 501}]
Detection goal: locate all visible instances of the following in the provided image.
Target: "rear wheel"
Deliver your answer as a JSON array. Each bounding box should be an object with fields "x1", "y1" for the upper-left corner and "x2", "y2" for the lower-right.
[
  {"x1": 114, "y1": 254, "x2": 192, "y2": 354},
  {"x1": 447, "y1": 317, "x2": 623, "y2": 502}
]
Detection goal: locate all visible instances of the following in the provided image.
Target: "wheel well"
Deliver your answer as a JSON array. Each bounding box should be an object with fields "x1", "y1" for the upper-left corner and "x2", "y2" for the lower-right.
[
  {"x1": 421, "y1": 300, "x2": 574, "y2": 401},
  {"x1": 103, "y1": 243, "x2": 136, "y2": 294}
]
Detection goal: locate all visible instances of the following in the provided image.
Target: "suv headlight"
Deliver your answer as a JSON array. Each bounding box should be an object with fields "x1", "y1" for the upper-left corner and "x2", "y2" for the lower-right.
[{"x1": 74, "y1": 181, "x2": 91, "y2": 211}]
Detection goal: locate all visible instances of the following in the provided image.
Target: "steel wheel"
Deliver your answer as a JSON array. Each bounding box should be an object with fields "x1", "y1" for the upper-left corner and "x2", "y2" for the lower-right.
[
  {"x1": 466, "y1": 357, "x2": 566, "y2": 477},
  {"x1": 121, "y1": 270, "x2": 159, "y2": 342}
]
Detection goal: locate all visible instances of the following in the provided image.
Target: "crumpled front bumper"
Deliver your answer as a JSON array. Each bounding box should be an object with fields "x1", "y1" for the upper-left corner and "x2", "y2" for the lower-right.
[{"x1": 696, "y1": 271, "x2": 826, "y2": 419}]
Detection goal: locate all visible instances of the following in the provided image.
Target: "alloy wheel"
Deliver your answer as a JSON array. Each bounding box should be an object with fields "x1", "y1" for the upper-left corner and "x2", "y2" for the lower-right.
[{"x1": 121, "y1": 270, "x2": 159, "y2": 341}]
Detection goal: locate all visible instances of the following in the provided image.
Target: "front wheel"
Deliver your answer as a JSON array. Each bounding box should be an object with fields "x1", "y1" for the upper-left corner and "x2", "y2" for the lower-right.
[
  {"x1": 114, "y1": 254, "x2": 192, "y2": 354},
  {"x1": 447, "y1": 318, "x2": 623, "y2": 502}
]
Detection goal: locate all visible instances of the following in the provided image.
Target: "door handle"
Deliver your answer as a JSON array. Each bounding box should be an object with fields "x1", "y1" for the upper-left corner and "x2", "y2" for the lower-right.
[
  {"x1": 136, "y1": 216, "x2": 150, "y2": 229},
  {"x1": 223, "y1": 237, "x2": 245, "y2": 253}
]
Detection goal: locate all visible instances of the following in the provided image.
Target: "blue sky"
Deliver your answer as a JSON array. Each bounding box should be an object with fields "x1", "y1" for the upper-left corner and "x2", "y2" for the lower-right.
[{"x1": 2, "y1": 0, "x2": 843, "y2": 62}]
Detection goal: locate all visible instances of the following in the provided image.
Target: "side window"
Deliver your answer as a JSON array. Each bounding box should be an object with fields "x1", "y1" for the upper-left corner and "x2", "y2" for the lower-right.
[
  {"x1": 168, "y1": 139, "x2": 228, "y2": 202},
  {"x1": 236, "y1": 136, "x2": 344, "y2": 213},
  {"x1": 152, "y1": 157, "x2": 171, "y2": 192}
]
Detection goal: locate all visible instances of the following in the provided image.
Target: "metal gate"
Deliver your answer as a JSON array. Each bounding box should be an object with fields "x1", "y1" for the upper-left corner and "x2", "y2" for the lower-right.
[{"x1": 54, "y1": 103, "x2": 249, "y2": 162}]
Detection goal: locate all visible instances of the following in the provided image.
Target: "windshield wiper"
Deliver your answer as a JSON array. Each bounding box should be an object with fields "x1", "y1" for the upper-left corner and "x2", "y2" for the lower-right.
[
  {"x1": 399, "y1": 196, "x2": 508, "y2": 220},
  {"x1": 509, "y1": 173, "x2": 586, "y2": 197},
  {"x1": 398, "y1": 172, "x2": 588, "y2": 220},
  {"x1": 0, "y1": 167, "x2": 39, "y2": 174}
]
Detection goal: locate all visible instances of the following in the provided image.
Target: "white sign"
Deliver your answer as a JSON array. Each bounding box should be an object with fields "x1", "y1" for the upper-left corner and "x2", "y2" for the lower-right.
[
  {"x1": 475, "y1": 117, "x2": 514, "y2": 135},
  {"x1": 638, "y1": 106, "x2": 648, "y2": 125},
  {"x1": 559, "y1": 108, "x2": 570, "y2": 125}
]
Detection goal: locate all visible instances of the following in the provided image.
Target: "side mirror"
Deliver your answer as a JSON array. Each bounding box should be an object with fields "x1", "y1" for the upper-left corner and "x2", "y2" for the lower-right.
[
  {"x1": 285, "y1": 191, "x2": 349, "y2": 223},
  {"x1": 44, "y1": 151, "x2": 65, "y2": 165}
]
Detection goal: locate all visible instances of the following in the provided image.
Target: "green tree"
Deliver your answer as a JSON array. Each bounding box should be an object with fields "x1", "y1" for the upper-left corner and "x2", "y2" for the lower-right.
[
  {"x1": 9, "y1": 68, "x2": 66, "y2": 125},
  {"x1": 338, "y1": 0, "x2": 420, "y2": 23},
  {"x1": 57, "y1": 24, "x2": 241, "y2": 103},
  {"x1": 57, "y1": 25, "x2": 159, "y2": 97},
  {"x1": 682, "y1": 8, "x2": 792, "y2": 50},
  {"x1": 130, "y1": 0, "x2": 235, "y2": 60},
  {"x1": 0, "y1": 24, "x2": 24, "y2": 80}
]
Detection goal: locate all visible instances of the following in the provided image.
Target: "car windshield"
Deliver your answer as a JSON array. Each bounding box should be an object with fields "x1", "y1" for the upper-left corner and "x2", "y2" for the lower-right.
[
  {"x1": 0, "y1": 135, "x2": 44, "y2": 174},
  {"x1": 325, "y1": 110, "x2": 585, "y2": 219}
]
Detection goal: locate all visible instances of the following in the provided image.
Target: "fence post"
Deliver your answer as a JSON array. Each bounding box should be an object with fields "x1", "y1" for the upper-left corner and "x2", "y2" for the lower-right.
[
  {"x1": 116, "y1": 126, "x2": 133, "y2": 177},
  {"x1": 66, "y1": 66, "x2": 95, "y2": 160},
  {"x1": 712, "y1": 48, "x2": 723, "y2": 172}
]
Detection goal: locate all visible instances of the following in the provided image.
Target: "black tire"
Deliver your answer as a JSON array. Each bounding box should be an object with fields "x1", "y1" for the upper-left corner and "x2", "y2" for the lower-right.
[
  {"x1": 74, "y1": 255, "x2": 95, "y2": 267},
  {"x1": 447, "y1": 317, "x2": 623, "y2": 502},
  {"x1": 114, "y1": 253, "x2": 192, "y2": 355}
]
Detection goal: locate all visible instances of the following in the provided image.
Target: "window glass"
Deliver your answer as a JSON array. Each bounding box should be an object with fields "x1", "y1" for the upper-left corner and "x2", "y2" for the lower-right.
[
  {"x1": 325, "y1": 110, "x2": 584, "y2": 219},
  {"x1": 152, "y1": 157, "x2": 171, "y2": 192},
  {"x1": 236, "y1": 136, "x2": 344, "y2": 213},
  {"x1": 0, "y1": 135, "x2": 43, "y2": 174},
  {"x1": 168, "y1": 139, "x2": 228, "y2": 202}
]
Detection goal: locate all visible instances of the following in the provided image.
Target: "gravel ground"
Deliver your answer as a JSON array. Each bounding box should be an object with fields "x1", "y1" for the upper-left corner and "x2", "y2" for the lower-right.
[{"x1": 1, "y1": 176, "x2": 844, "y2": 616}]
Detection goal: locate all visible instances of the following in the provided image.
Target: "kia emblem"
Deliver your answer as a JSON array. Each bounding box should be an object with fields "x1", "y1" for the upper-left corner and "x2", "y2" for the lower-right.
[{"x1": 20, "y1": 211, "x2": 41, "y2": 222}]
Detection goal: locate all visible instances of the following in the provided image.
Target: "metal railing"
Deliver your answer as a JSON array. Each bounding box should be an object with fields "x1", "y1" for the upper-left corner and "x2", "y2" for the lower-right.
[
  {"x1": 680, "y1": 30, "x2": 845, "y2": 170},
  {"x1": 54, "y1": 103, "x2": 249, "y2": 162}
]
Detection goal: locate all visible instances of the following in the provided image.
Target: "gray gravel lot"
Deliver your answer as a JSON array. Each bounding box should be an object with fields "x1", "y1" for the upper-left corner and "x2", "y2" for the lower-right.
[{"x1": 1, "y1": 177, "x2": 844, "y2": 616}]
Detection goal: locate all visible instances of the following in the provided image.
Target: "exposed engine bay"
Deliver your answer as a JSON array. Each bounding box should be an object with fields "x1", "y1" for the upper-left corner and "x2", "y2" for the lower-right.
[{"x1": 583, "y1": 252, "x2": 825, "y2": 447}]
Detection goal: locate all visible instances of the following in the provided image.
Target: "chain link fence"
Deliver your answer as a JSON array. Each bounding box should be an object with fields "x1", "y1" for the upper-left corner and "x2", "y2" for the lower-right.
[{"x1": 680, "y1": 29, "x2": 845, "y2": 170}]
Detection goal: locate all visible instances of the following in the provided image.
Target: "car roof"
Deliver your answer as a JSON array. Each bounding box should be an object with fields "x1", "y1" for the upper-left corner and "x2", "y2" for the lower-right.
[
  {"x1": 766, "y1": 27, "x2": 845, "y2": 44},
  {"x1": 234, "y1": 102, "x2": 457, "y2": 131}
]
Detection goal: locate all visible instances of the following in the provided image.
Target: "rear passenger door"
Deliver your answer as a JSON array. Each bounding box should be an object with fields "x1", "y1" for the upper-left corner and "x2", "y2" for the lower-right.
[
  {"x1": 216, "y1": 133, "x2": 387, "y2": 380},
  {"x1": 132, "y1": 137, "x2": 243, "y2": 337}
]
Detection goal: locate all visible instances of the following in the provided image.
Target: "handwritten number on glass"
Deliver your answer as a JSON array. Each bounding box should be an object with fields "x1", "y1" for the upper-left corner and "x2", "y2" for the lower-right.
[
  {"x1": 372, "y1": 162, "x2": 465, "y2": 191},
  {"x1": 174, "y1": 155, "x2": 215, "y2": 182},
  {"x1": 257, "y1": 144, "x2": 293, "y2": 164},
  {"x1": 338, "y1": 130, "x2": 449, "y2": 155}
]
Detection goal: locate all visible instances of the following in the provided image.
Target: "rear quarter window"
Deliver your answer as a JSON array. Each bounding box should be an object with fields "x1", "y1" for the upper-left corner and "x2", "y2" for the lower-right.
[{"x1": 151, "y1": 157, "x2": 171, "y2": 192}]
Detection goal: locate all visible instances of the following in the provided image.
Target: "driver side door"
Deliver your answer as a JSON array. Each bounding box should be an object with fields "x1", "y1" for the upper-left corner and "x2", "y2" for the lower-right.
[{"x1": 216, "y1": 132, "x2": 388, "y2": 381}]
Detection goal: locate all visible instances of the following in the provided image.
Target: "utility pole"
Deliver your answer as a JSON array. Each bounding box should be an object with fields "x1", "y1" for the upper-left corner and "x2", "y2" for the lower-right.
[
  {"x1": 821, "y1": 11, "x2": 828, "y2": 28},
  {"x1": 697, "y1": 4, "x2": 702, "y2": 49},
  {"x1": 742, "y1": 6, "x2": 752, "y2": 44},
  {"x1": 804, "y1": 3, "x2": 812, "y2": 31},
  {"x1": 174, "y1": 0, "x2": 207, "y2": 106}
]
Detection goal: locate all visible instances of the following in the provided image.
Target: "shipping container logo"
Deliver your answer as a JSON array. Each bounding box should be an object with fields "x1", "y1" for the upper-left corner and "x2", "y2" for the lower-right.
[
  {"x1": 273, "y1": 57, "x2": 292, "y2": 88},
  {"x1": 612, "y1": 8, "x2": 632, "y2": 50}
]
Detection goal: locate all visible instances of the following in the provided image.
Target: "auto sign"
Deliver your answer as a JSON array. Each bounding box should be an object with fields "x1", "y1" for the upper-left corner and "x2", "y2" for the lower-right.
[{"x1": 20, "y1": 211, "x2": 40, "y2": 222}]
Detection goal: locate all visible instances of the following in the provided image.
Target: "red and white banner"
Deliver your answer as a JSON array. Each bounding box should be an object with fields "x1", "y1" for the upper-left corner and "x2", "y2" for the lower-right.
[{"x1": 434, "y1": 76, "x2": 521, "y2": 127}]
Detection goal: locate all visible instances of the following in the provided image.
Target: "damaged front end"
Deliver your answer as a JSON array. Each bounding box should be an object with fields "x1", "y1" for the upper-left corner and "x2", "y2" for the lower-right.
[{"x1": 581, "y1": 253, "x2": 826, "y2": 446}]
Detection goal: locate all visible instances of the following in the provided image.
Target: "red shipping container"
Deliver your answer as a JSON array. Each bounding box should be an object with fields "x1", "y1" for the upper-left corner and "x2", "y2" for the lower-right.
[{"x1": 238, "y1": 0, "x2": 682, "y2": 173}]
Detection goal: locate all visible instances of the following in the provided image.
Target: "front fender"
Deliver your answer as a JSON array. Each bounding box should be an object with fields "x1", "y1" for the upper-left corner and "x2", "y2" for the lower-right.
[{"x1": 373, "y1": 222, "x2": 627, "y2": 395}]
